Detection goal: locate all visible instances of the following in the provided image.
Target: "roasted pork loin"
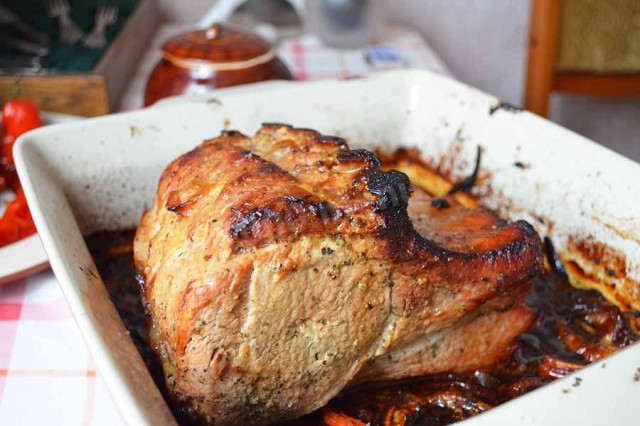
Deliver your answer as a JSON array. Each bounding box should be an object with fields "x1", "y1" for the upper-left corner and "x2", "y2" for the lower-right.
[{"x1": 134, "y1": 124, "x2": 543, "y2": 425}]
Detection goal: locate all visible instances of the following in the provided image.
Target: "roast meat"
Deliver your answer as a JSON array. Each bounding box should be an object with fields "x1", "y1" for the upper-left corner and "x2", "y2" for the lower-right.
[{"x1": 134, "y1": 124, "x2": 542, "y2": 425}]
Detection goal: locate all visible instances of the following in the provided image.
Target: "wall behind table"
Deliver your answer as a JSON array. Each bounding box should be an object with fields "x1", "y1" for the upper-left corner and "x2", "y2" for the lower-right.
[{"x1": 157, "y1": 0, "x2": 213, "y2": 22}]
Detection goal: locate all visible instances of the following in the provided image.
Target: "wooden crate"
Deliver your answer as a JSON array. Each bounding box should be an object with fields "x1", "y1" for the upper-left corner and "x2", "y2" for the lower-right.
[{"x1": 0, "y1": 0, "x2": 159, "y2": 117}]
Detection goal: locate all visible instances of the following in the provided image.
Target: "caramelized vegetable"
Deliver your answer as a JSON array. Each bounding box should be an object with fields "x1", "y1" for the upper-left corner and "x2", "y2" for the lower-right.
[{"x1": 322, "y1": 408, "x2": 365, "y2": 426}]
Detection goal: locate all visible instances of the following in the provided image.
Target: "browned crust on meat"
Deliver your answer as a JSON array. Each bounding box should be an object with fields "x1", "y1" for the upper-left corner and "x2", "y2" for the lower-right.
[
  {"x1": 380, "y1": 148, "x2": 640, "y2": 313},
  {"x1": 134, "y1": 124, "x2": 543, "y2": 425}
]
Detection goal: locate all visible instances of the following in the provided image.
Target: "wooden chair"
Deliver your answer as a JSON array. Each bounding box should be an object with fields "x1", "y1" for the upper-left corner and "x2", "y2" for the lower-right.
[{"x1": 525, "y1": 0, "x2": 640, "y2": 117}]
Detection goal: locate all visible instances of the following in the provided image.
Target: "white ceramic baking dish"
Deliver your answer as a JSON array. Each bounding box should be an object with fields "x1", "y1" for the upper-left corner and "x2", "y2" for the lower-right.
[{"x1": 14, "y1": 70, "x2": 640, "y2": 425}]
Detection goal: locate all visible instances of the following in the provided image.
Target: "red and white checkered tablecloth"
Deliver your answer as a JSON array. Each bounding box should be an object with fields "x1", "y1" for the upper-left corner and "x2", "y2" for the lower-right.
[
  {"x1": 0, "y1": 273, "x2": 122, "y2": 425},
  {"x1": 0, "y1": 24, "x2": 450, "y2": 425}
]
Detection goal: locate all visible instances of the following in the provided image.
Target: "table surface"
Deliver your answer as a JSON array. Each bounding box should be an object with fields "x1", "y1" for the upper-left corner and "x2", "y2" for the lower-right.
[{"x1": 0, "y1": 24, "x2": 450, "y2": 425}]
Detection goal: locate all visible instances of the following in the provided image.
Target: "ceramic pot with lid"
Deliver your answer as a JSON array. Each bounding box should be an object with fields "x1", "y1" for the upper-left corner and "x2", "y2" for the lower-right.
[{"x1": 144, "y1": 24, "x2": 294, "y2": 106}]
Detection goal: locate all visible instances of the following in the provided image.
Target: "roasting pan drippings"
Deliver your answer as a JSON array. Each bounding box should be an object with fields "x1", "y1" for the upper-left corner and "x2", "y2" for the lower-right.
[{"x1": 85, "y1": 148, "x2": 639, "y2": 426}]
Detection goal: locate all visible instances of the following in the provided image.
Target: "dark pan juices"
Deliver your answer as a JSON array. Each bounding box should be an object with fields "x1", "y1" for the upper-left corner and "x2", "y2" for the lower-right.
[{"x1": 86, "y1": 230, "x2": 640, "y2": 426}]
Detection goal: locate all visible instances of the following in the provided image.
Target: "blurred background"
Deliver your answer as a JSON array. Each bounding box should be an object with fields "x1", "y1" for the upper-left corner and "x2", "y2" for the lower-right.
[
  {"x1": 157, "y1": 0, "x2": 640, "y2": 161},
  {"x1": 1, "y1": 0, "x2": 639, "y2": 161}
]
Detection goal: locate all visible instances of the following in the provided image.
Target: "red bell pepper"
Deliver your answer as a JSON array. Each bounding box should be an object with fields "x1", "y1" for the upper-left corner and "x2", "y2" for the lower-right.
[
  {"x1": 1, "y1": 98, "x2": 42, "y2": 168},
  {"x1": 0, "y1": 188, "x2": 36, "y2": 247},
  {"x1": 0, "y1": 98, "x2": 42, "y2": 247}
]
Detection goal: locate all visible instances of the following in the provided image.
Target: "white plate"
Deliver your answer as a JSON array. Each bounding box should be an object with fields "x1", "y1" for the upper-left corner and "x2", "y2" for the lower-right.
[
  {"x1": 0, "y1": 112, "x2": 82, "y2": 285},
  {"x1": 13, "y1": 70, "x2": 640, "y2": 425}
]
